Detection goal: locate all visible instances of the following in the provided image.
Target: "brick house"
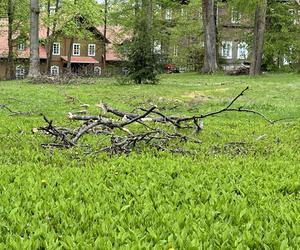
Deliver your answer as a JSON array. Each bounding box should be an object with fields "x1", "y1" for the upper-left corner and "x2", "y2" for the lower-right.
[
  {"x1": 218, "y1": 3, "x2": 252, "y2": 70},
  {"x1": 0, "y1": 19, "x2": 123, "y2": 80},
  {"x1": 160, "y1": 0, "x2": 299, "y2": 70},
  {"x1": 216, "y1": 0, "x2": 299, "y2": 69}
]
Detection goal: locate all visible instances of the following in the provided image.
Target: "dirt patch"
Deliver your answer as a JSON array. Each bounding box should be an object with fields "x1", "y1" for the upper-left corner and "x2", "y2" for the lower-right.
[{"x1": 182, "y1": 91, "x2": 210, "y2": 105}]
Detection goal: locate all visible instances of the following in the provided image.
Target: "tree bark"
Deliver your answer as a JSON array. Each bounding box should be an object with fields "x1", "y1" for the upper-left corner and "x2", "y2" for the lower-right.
[
  {"x1": 46, "y1": 0, "x2": 51, "y2": 73},
  {"x1": 6, "y1": 0, "x2": 14, "y2": 80},
  {"x1": 46, "y1": 0, "x2": 59, "y2": 74},
  {"x1": 250, "y1": 0, "x2": 267, "y2": 76},
  {"x1": 67, "y1": 38, "x2": 73, "y2": 73},
  {"x1": 202, "y1": 0, "x2": 218, "y2": 74},
  {"x1": 145, "y1": 0, "x2": 152, "y2": 34},
  {"x1": 28, "y1": 0, "x2": 41, "y2": 78},
  {"x1": 102, "y1": 0, "x2": 108, "y2": 69},
  {"x1": 67, "y1": 0, "x2": 77, "y2": 74},
  {"x1": 144, "y1": 0, "x2": 153, "y2": 52},
  {"x1": 214, "y1": 0, "x2": 219, "y2": 64}
]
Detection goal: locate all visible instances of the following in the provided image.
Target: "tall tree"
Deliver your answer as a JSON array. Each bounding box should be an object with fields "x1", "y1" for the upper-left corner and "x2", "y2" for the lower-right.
[
  {"x1": 67, "y1": 0, "x2": 77, "y2": 73},
  {"x1": 126, "y1": 0, "x2": 159, "y2": 84},
  {"x1": 6, "y1": 0, "x2": 14, "y2": 80},
  {"x1": 28, "y1": 0, "x2": 41, "y2": 78},
  {"x1": 202, "y1": 0, "x2": 218, "y2": 73},
  {"x1": 156, "y1": 0, "x2": 202, "y2": 71},
  {"x1": 263, "y1": 0, "x2": 300, "y2": 71},
  {"x1": 55, "y1": 0, "x2": 102, "y2": 73},
  {"x1": 250, "y1": 0, "x2": 267, "y2": 76},
  {"x1": 2, "y1": 0, "x2": 29, "y2": 79},
  {"x1": 102, "y1": 0, "x2": 108, "y2": 69},
  {"x1": 44, "y1": 0, "x2": 60, "y2": 73}
]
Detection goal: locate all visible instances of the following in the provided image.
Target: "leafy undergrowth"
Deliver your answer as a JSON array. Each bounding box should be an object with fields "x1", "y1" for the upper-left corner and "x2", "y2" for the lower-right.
[{"x1": 0, "y1": 73, "x2": 299, "y2": 248}]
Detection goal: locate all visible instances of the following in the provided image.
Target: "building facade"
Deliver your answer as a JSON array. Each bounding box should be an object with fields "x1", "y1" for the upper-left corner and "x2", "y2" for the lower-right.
[{"x1": 0, "y1": 20, "x2": 123, "y2": 80}]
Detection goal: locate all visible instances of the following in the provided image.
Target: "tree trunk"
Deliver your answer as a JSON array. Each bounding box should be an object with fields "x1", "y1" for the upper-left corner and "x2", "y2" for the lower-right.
[
  {"x1": 214, "y1": 0, "x2": 219, "y2": 65},
  {"x1": 46, "y1": 0, "x2": 59, "y2": 74},
  {"x1": 67, "y1": 0, "x2": 77, "y2": 74},
  {"x1": 46, "y1": 0, "x2": 51, "y2": 73},
  {"x1": 67, "y1": 38, "x2": 73, "y2": 74},
  {"x1": 250, "y1": 0, "x2": 267, "y2": 76},
  {"x1": 28, "y1": 0, "x2": 41, "y2": 78},
  {"x1": 6, "y1": 0, "x2": 14, "y2": 80},
  {"x1": 144, "y1": 0, "x2": 153, "y2": 52},
  {"x1": 145, "y1": 0, "x2": 152, "y2": 34},
  {"x1": 103, "y1": 0, "x2": 108, "y2": 69},
  {"x1": 202, "y1": 0, "x2": 218, "y2": 74}
]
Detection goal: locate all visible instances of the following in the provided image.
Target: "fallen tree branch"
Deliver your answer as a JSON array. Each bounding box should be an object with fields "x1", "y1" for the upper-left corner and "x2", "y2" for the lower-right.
[
  {"x1": 37, "y1": 87, "x2": 275, "y2": 155},
  {"x1": 0, "y1": 104, "x2": 34, "y2": 116}
]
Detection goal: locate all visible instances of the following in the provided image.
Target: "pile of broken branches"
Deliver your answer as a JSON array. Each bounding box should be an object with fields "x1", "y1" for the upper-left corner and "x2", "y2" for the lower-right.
[
  {"x1": 37, "y1": 87, "x2": 274, "y2": 155},
  {"x1": 29, "y1": 74, "x2": 96, "y2": 85}
]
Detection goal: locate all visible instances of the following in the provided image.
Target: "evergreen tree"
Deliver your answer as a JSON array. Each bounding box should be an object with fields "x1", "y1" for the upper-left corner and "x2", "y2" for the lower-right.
[{"x1": 126, "y1": 0, "x2": 159, "y2": 84}]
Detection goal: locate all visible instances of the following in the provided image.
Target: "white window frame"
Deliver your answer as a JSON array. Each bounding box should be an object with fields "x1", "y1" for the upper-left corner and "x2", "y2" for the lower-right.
[
  {"x1": 283, "y1": 57, "x2": 290, "y2": 66},
  {"x1": 50, "y1": 6, "x2": 56, "y2": 15},
  {"x1": 153, "y1": 41, "x2": 161, "y2": 54},
  {"x1": 221, "y1": 41, "x2": 233, "y2": 59},
  {"x1": 165, "y1": 9, "x2": 172, "y2": 21},
  {"x1": 52, "y1": 42, "x2": 60, "y2": 55},
  {"x1": 88, "y1": 44, "x2": 96, "y2": 57},
  {"x1": 73, "y1": 43, "x2": 80, "y2": 56},
  {"x1": 237, "y1": 42, "x2": 248, "y2": 60},
  {"x1": 173, "y1": 45, "x2": 178, "y2": 57},
  {"x1": 17, "y1": 43, "x2": 25, "y2": 51},
  {"x1": 50, "y1": 65, "x2": 60, "y2": 76},
  {"x1": 231, "y1": 8, "x2": 241, "y2": 24},
  {"x1": 15, "y1": 65, "x2": 25, "y2": 79},
  {"x1": 94, "y1": 66, "x2": 102, "y2": 76}
]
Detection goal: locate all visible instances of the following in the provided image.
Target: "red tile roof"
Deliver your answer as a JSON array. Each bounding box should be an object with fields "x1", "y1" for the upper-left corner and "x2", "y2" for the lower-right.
[
  {"x1": 0, "y1": 18, "x2": 47, "y2": 59},
  {"x1": 96, "y1": 25, "x2": 130, "y2": 44},
  {"x1": 61, "y1": 56, "x2": 99, "y2": 64},
  {"x1": 106, "y1": 45, "x2": 123, "y2": 61},
  {"x1": 96, "y1": 25, "x2": 130, "y2": 61},
  {"x1": 0, "y1": 19, "x2": 125, "y2": 62}
]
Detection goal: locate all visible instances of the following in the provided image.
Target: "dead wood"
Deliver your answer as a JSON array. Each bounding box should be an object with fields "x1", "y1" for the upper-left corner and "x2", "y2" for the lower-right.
[
  {"x1": 37, "y1": 87, "x2": 274, "y2": 155},
  {"x1": 0, "y1": 104, "x2": 35, "y2": 116}
]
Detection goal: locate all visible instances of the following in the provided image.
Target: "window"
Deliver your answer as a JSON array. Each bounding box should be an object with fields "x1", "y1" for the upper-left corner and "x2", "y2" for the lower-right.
[
  {"x1": 283, "y1": 57, "x2": 290, "y2": 65},
  {"x1": 50, "y1": 65, "x2": 59, "y2": 76},
  {"x1": 181, "y1": 8, "x2": 187, "y2": 17},
  {"x1": 88, "y1": 44, "x2": 96, "y2": 56},
  {"x1": 165, "y1": 9, "x2": 172, "y2": 21},
  {"x1": 49, "y1": 6, "x2": 56, "y2": 15},
  {"x1": 173, "y1": 45, "x2": 178, "y2": 57},
  {"x1": 73, "y1": 43, "x2": 80, "y2": 56},
  {"x1": 221, "y1": 41, "x2": 232, "y2": 59},
  {"x1": 153, "y1": 41, "x2": 161, "y2": 54},
  {"x1": 231, "y1": 8, "x2": 241, "y2": 24},
  {"x1": 94, "y1": 66, "x2": 102, "y2": 76},
  {"x1": 52, "y1": 42, "x2": 60, "y2": 55},
  {"x1": 294, "y1": 10, "x2": 300, "y2": 25},
  {"x1": 15, "y1": 65, "x2": 25, "y2": 79},
  {"x1": 237, "y1": 42, "x2": 248, "y2": 59},
  {"x1": 17, "y1": 43, "x2": 25, "y2": 51}
]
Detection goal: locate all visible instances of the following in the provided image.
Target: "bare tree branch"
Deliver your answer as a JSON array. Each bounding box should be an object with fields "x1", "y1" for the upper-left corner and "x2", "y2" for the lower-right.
[{"x1": 37, "y1": 87, "x2": 276, "y2": 155}]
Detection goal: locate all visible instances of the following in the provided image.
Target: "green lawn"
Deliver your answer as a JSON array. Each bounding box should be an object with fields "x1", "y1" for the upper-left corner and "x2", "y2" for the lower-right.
[{"x1": 0, "y1": 73, "x2": 299, "y2": 249}]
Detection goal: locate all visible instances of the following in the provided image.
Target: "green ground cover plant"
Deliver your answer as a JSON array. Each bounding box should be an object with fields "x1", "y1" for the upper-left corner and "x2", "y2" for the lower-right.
[{"x1": 0, "y1": 73, "x2": 299, "y2": 249}]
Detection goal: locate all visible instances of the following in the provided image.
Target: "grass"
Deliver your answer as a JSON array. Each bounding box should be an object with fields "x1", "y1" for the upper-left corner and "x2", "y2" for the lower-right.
[{"x1": 0, "y1": 72, "x2": 299, "y2": 249}]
